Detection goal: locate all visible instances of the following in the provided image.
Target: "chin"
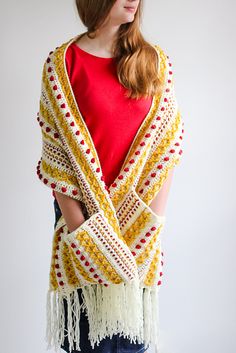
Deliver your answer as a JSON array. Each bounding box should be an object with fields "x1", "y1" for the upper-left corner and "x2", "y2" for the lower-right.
[{"x1": 120, "y1": 14, "x2": 135, "y2": 24}]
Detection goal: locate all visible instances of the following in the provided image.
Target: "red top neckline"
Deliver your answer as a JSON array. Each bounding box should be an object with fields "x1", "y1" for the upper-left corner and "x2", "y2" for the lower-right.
[{"x1": 72, "y1": 42, "x2": 115, "y2": 61}]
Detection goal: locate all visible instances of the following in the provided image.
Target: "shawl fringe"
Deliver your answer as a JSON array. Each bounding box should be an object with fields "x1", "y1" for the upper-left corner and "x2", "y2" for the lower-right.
[{"x1": 45, "y1": 277, "x2": 160, "y2": 352}]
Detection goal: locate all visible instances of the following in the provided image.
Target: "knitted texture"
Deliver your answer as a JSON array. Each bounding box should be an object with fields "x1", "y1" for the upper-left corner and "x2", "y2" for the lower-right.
[{"x1": 36, "y1": 33, "x2": 185, "y2": 353}]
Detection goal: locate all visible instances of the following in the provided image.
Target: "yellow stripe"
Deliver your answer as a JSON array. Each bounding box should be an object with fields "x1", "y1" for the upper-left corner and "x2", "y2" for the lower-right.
[
  {"x1": 144, "y1": 246, "x2": 160, "y2": 286},
  {"x1": 39, "y1": 99, "x2": 57, "y2": 130},
  {"x1": 76, "y1": 229, "x2": 123, "y2": 284},
  {"x1": 142, "y1": 155, "x2": 180, "y2": 206},
  {"x1": 123, "y1": 209, "x2": 152, "y2": 246},
  {"x1": 136, "y1": 110, "x2": 182, "y2": 201},
  {"x1": 61, "y1": 242, "x2": 81, "y2": 287},
  {"x1": 49, "y1": 229, "x2": 60, "y2": 290},
  {"x1": 41, "y1": 158, "x2": 79, "y2": 187},
  {"x1": 111, "y1": 139, "x2": 151, "y2": 208}
]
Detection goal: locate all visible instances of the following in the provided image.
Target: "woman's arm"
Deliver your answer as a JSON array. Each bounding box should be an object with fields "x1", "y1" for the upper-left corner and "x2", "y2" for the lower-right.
[
  {"x1": 54, "y1": 191, "x2": 86, "y2": 233},
  {"x1": 149, "y1": 168, "x2": 175, "y2": 216}
]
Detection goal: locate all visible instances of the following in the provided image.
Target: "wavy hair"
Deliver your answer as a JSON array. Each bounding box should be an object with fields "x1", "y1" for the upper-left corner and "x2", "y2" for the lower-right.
[{"x1": 75, "y1": 0, "x2": 164, "y2": 99}]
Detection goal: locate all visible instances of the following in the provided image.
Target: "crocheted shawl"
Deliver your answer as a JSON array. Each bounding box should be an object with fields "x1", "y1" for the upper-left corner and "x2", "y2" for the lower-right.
[{"x1": 36, "y1": 33, "x2": 184, "y2": 353}]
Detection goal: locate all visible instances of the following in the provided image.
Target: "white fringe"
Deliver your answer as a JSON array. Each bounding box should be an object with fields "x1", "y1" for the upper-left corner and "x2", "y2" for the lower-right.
[{"x1": 45, "y1": 278, "x2": 161, "y2": 352}]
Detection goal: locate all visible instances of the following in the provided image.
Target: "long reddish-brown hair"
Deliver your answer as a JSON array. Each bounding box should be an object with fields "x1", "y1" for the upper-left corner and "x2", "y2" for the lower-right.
[{"x1": 75, "y1": 0, "x2": 163, "y2": 99}]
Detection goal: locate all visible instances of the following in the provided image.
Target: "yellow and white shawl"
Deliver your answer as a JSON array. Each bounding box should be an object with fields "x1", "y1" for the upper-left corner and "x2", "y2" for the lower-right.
[{"x1": 36, "y1": 33, "x2": 185, "y2": 353}]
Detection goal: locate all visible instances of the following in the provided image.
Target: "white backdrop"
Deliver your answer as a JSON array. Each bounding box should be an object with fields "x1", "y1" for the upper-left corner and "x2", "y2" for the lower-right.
[{"x1": 1, "y1": 1, "x2": 235, "y2": 353}]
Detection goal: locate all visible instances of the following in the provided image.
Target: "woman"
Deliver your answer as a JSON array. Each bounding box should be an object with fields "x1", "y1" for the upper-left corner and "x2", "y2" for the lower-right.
[{"x1": 36, "y1": 0, "x2": 184, "y2": 352}]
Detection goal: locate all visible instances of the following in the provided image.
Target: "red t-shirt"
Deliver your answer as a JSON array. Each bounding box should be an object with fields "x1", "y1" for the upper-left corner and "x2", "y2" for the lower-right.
[{"x1": 53, "y1": 42, "x2": 152, "y2": 197}]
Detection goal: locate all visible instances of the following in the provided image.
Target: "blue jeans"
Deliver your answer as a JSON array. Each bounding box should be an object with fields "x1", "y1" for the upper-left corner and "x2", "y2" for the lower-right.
[{"x1": 53, "y1": 198, "x2": 149, "y2": 353}]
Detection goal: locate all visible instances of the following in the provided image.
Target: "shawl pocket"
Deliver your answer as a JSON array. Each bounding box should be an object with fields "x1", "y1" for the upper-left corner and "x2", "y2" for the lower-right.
[
  {"x1": 116, "y1": 187, "x2": 165, "y2": 287},
  {"x1": 58, "y1": 211, "x2": 138, "y2": 287}
]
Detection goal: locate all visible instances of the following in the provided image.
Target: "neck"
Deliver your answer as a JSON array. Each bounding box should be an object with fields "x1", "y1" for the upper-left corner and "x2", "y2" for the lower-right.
[{"x1": 83, "y1": 25, "x2": 119, "y2": 57}]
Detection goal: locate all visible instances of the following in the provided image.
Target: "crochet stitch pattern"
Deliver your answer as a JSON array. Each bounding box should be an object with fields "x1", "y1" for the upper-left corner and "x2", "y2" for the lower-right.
[{"x1": 36, "y1": 33, "x2": 185, "y2": 353}]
